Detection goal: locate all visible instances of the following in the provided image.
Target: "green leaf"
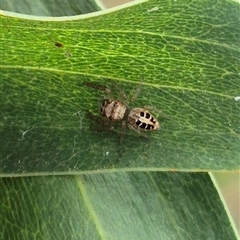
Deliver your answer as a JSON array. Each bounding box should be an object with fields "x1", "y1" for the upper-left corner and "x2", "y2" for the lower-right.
[
  {"x1": 0, "y1": 0, "x2": 239, "y2": 174},
  {"x1": 0, "y1": 172, "x2": 236, "y2": 240},
  {"x1": 0, "y1": 1, "x2": 239, "y2": 238}
]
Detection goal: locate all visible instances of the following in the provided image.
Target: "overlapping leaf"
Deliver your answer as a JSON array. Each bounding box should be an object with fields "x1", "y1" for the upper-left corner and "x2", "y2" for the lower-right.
[{"x1": 0, "y1": 172, "x2": 236, "y2": 240}]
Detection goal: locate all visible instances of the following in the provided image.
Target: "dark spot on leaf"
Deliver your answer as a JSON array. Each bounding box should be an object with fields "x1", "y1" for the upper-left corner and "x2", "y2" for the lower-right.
[{"x1": 55, "y1": 42, "x2": 63, "y2": 48}]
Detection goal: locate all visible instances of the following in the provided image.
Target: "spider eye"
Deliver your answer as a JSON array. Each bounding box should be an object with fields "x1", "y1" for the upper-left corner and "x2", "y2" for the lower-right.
[{"x1": 114, "y1": 101, "x2": 118, "y2": 107}]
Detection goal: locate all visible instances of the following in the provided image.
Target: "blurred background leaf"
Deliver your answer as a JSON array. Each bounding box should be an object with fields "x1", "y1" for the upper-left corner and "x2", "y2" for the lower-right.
[
  {"x1": 0, "y1": 0, "x2": 102, "y2": 16},
  {"x1": 0, "y1": 172, "x2": 236, "y2": 240}
]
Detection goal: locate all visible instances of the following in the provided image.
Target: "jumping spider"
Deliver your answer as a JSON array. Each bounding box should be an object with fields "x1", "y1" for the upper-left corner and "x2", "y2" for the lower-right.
[{"x1": 100, "y1": 79, "x2": 169, "y2": 135}]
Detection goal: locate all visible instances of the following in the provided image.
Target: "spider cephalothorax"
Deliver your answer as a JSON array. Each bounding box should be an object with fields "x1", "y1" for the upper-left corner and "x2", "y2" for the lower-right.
[{"x1": 101, "y1": 99, "x2": 127, "y2": 121}]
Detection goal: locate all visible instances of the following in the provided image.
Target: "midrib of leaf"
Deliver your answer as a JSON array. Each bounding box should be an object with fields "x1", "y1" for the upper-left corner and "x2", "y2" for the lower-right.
[{"x1": 76, "y1": 175, "x2": 105, "y2": 239}]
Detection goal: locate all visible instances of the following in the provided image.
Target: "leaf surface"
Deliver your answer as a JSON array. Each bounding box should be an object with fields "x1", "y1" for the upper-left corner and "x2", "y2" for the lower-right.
[
  {"x1": 0, "y1": 172, "x2": 236, "y2": 240},
  {"x1": 0, "y1": 0, "x2": 239, "y2": 174}
]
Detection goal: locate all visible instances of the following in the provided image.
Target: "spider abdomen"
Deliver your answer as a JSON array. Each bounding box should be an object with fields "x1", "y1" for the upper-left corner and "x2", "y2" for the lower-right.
[{"x1": 128, "y1": 108, "x2": 160, "y2": 131}]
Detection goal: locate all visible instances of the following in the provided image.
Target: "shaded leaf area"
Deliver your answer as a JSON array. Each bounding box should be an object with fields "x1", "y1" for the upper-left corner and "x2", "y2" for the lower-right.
[
  {"x1": 0, "y1": 0, "x2": 101, "y2": 16},
  {"x1": 0, "y1": 172, "x2": 236, "y2": 240},
  {"x1": 1, "y1": 0, "x2": 240, "y2": 174}
]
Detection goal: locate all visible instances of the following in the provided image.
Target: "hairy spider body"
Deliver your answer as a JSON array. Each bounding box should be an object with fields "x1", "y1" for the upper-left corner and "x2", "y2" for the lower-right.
[
  {"x1": 86, "y1": 78, "x2": 170, "y2": 137},
  {"x1": 101, "y1": 99, "x2": 127, "y2": 121},
  {"x1": 101, "y1": 99, "x2": 160, "y2": 131},
  {"x1": 128, "y1": 108, "x2": 160, "y2": 131}
]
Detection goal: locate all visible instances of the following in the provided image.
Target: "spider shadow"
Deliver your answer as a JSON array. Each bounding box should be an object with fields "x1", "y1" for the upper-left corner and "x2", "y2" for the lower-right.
[{"x1": 86, "y1": 110, "x2": 156, "y2": 162}]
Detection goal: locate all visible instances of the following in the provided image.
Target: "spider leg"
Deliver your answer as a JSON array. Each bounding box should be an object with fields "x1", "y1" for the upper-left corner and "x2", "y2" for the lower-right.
[
  {"x1": 130, "y1": 78, "x2": 144, "y2": 102},
  {"x1": 144, "y1": 105, "x2": 170, "y2": 120},
  {"x1": 104, "y1": 87, "x2": 115, "y2": 99},
  {"x1": 127, "y1": 123, "x2": 149, "y2": 138},
  {"x1": 86, "y1": 110, "x2": 117, "y2": 132},
  {"x1": 120, "y1": 120, "x2": 127, "y2": 145},
  {"x1": 84, "y1": 82, "x2": 106, "y2": 92},
  {"x1": 110, "y1": 83, "x2": 128, "y2": 102},
  {"x1": 84, "y1": 82, "x2": 115, "y2": 100}
]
